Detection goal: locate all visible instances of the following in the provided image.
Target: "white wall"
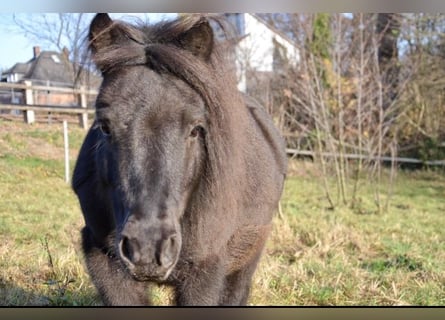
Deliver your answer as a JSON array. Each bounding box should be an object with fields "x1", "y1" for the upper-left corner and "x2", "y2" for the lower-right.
[{"x1": 236, "y1": 14, "x2": 299, "y2": 92}]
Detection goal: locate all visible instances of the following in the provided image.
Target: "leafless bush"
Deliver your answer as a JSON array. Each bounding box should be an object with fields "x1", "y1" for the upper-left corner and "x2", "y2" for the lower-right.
[{"x1": 245, "y1": 13, "x2": 425, "y2": 212}]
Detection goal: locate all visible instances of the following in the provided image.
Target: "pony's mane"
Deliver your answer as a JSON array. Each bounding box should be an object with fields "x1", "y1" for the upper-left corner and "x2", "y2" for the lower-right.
[{"x1": 90, "y1": 14, "x2": 246, "y2": 205}]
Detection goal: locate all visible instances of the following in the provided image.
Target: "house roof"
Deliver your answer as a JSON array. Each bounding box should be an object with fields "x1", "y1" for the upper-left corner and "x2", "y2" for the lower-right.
[
  {"x1": 2, "y1": 49, "x2": 101, "y2": 89},
  {"x1": 250, "y1": 14, "x2": 297, "y2": 49},
  {"x1": 27, "y1": 51, "x2": 76, "y2": 86},
  {"x1": 219, "y1": 13, "x2": 298, "y2": 50},
  {"x1": 3, "y1": 62, "x2": 31, "y2": 75}
]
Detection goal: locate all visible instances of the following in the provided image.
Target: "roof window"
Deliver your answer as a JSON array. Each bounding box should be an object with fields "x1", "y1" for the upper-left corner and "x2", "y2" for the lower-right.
[{"x1": 51, "y1": 54, "x2": 61, "y2": 63}]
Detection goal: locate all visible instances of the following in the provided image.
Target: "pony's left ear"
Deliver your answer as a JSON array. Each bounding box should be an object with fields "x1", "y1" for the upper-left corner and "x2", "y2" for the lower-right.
[{"x1": 173, "y1": 17, "x2": 214, "y2": 61}]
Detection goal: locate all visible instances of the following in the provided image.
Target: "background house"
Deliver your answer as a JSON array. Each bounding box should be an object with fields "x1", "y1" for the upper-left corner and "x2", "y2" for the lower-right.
[
  {"x1": 0, "y1": 46, "x2": 100, "y2": 107},
  {"x1": 212, "y1": 13, "x2": 300, "y2": 118},
  {"x1": 223, "y1": 13, "x2": 299, "y2": 92}
]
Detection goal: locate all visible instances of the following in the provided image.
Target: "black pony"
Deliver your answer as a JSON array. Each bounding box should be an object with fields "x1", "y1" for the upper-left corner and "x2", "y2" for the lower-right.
[{"x1": 72, "y1": 13, "x2": 287, "y2": 305}]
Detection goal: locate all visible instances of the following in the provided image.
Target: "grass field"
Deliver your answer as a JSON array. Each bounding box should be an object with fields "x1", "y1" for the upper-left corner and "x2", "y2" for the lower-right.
[{"x1": 0, "y1": 117, "x2": 444, "y2": 306}]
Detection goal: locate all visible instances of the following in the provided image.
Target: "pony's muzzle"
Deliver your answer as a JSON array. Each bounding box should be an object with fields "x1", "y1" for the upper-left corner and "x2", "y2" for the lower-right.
[{"x1": 118, "y1": 225, "x2": 181, "y2": 280}]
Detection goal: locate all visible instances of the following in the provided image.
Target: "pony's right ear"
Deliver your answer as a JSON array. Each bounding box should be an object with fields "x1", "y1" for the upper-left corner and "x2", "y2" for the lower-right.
[
  {"x1": 89, "y1": 13, "x2": 114, "y2": 54},
  {"x1": 89, "y1": 13, "x2": 147, "y2": 74}
]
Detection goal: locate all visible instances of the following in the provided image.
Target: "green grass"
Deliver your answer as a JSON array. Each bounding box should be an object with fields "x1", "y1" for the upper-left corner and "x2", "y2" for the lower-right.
[
  {"x1": 251, "y1": 168, "x2": 445, "y2": 305},
  {"x1": 0, "y1": 118, "x2": 444, "y2": 306},
  {"x1": 0, "y1": 119, "x2": 97, "y2": 305}
]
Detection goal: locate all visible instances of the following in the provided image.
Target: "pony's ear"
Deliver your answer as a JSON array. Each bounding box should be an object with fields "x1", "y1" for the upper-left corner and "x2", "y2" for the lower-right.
[
  {"x1": 174, "y1": 17, "x2": 214, "y2": 61},
  {"x1": 89, "y1": 13, "x2": 114, "y2": 53},
  {"x1": 89, "y1": 13, "x2": 135, "y2": 54},
  {"x1": 88, "y1": 13, "x2": 147, "y2": 73}
]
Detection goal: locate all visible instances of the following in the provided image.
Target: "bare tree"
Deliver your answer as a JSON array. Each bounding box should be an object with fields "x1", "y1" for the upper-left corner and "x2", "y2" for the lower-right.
[
  {"x1": 11, "y1": 14, "x2": 92, "y2": 67},
  {"x1": 397, "y1": 13, "x2": 445, "y2": 162},
  {"x1": 8, "y1": 14, "x2": 160, "y2": 83},
  {"x1": 251, "y1": 13, "x2": 414, "y2": 213},
  {"x1": 376, "y1": 13, "x2": 401, "y2": 110},
  {"x1": 7, "y1": 13, "x2": 98, "y2": 89}
]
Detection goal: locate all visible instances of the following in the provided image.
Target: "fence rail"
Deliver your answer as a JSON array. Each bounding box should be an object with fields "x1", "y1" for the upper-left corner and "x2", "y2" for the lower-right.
[
  {"x1": 286, "y1": 148, "x2": 445, "y2": 166},
  {"x1": 0, "y1": 81, "x2": 98, "y2": 128},
  {"x1": 0, "y1": 103, "x2": 95, "y2": 114},
  {"x1": 0, "y1": 82, "x2": 98, "y2": 95}
]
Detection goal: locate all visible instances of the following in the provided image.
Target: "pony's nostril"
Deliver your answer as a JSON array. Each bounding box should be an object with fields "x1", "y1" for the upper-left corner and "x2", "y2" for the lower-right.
[
  {"x1": 119, "y1": 236, "x2": 140, "y2": 265},
  {"x1": 157, "y1": 235, "x2": 179, "y2": 268}
]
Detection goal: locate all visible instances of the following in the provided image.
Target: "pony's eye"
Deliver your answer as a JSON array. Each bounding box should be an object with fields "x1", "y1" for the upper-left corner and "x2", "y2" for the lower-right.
[
  {"x1": 190, "y1": 125, "x2": 204, "y2": 138},
  {"x1": 98, "y1": 122, "x2": 111, "y2": 137}
]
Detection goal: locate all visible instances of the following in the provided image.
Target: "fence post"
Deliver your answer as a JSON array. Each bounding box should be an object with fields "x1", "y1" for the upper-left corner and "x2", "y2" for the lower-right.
[
  {"x1": 63, "y1": 120, "x2": 70, "y2": 183},
  {"x1": 78, "y1": 85, "x2": 88, "y2": 129},
  {"x1": 23, "y1": 80, "x2": 35, "y2": 124}
]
